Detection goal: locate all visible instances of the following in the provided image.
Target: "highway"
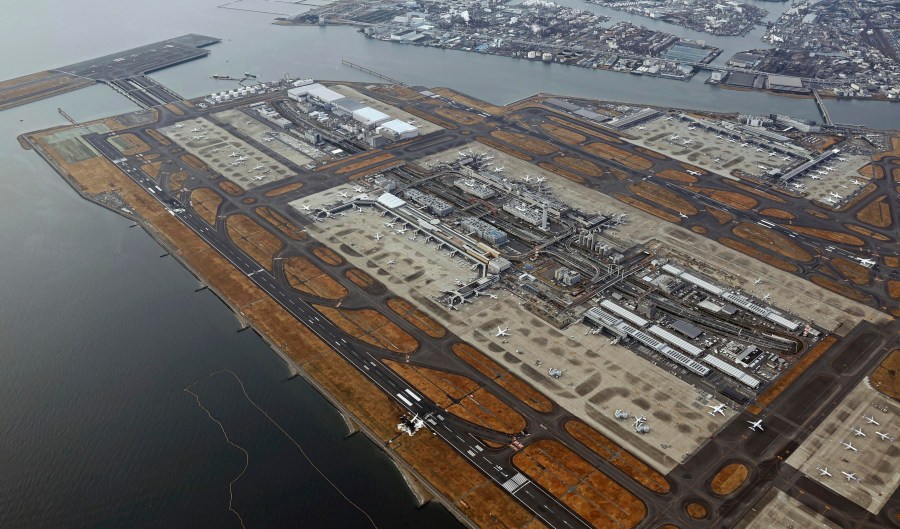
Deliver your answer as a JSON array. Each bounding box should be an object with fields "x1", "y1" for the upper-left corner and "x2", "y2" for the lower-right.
[{"x1": 86, "y1": 132, "x2": 594, "y2": 529}]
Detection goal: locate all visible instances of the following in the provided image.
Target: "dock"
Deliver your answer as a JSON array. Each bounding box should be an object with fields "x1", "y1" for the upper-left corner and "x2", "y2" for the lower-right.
[{"x1": 341, "y1": 60, "x2": 406, "y2": 86}]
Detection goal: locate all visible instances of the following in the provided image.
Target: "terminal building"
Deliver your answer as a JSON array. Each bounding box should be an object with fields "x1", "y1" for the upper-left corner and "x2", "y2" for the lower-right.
[{"x1": 461, "y1": 216, "x2": 508, "y2": 246}]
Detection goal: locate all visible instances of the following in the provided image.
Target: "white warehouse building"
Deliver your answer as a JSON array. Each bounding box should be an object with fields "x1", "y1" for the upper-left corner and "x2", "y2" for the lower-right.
[
  {"x1": 352, "y1": 107, "x2": 391, "y2": 127},
  {"x1": 379, "y1": 119, "x2": 419, "y2": 139}
]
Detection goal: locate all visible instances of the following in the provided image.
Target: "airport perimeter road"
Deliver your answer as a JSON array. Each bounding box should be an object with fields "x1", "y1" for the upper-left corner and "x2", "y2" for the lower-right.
[{"x1": 84, "y1": 133, "x2": 594, "y2": 529}]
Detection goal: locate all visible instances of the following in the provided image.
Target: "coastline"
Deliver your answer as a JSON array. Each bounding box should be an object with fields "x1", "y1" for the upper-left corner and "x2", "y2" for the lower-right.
[{"x1": 21, "y1": 121, "x2": 544, "y2": 529}]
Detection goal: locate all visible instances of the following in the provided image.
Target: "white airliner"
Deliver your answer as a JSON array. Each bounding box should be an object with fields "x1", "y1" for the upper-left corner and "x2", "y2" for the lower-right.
[
  {"x1": 686, "y1": 170, "x2": 702, "y2": 176},
  {"x1": 740, "y1": 142, "x2": 749, "y2": 148},
  {"x1": 396, "y1": 228, "x2": 407, "y2": 235},
  {"x1": 763, "y1": 293, "x2": 771, "y2": 301},
  {"x1": 637, "y1": 125, "x2": 646, "y2": 130},
  {"x1": 816, "y1": 466, "x2": 832, "y2": 477},
  {"x1": 841, "y1": 471, "x2": 860, "y2": 482},
  {"x1": 679, "y1": 212, "x2": 688, "y2": 219},
  {"x1": 252, "y1": 164, "x2": 264, "y2": 171},
  {"x1": 824, "y1": 166, "x2": 836, "y2": 171},
  {"x1": 687, "y1": 126, "x2": 696, "y2": 131},
  {"x1": 755, "y1": 147, "x2": 764, "y2": 152},
  {"x1": 387, "y1": 259, "x2": 396, "y2": 266},
  {"x1": 864, "y1": 415, "x2": 880, "y2": 425},
  {"x1": 237, "y1": 156, "x2": 247, "y2": 162},
  {"x1": 384, "y1": 222, "x2": 395, "y2": 228},
  {"x1": 782, "y1": 156, "x2": 791, "y2": 161},
  {"x1": 190, "y1": 135, "x2": 203, "y2": 140},
  {"x1": 707, "y1": 404, "x2": 727, "y2": 416},
  {"x1": 174, "y1": 124, "x2": 184, "y2": 128},
  {"x1": 841, "y1": 440, "x2": 857, "y2": 451},
  {"x1": 830, "y1": 192, "x2": 843, "y2": 199},
  {"x1": 824, "y1": 197, "x2": 836, "y2": 204},
  {"x1": 810, "y1": 175, "x2": 822, "y2": 180},
  {"x1": 713, "y1": 158, "x2": 722, "y2": 164},
  {"x1": 852, "y1": 426, "x2": 866, "y2": 437},
  {"x1": 338, "y1": 191, "x2": 349, "y2": 198},
  {"x1": 229, "y1": 152, "x2": 240, "y2": 157},
  {"x1": 728, "y1": 138, "x2": 736, "y2": 143},
  {"x1": 253, "y1": 175, "x2": 265, "y2": 181},
  {"x1": 669, "y1": 135, "x2": 679, "y2": 141},
  {"x1": 851, "y1": 179, "x2": 862, "y2": 185},
  {"x1": 715, "y1": 134, "x2": 723, "y2": 139},
  {"x1": 302, "y1": 204, "x2": 311, "y2": 211},
  {"x1": 682, "y1": 139, "x2": 692, "y2": 145},
  {"x1": 496, "y1": 326, "x2": 510, "y2": 337},
  {"x1": 354, "y1": 186, "x2": 364, "y2": 193},
  {"x1": 754, "y1": 278, "x2": 763, "y2": 284},
  {"x1": 748, "y1": 420, "x2": 764, "y2": 431},
  {"x1": 768, "y1": 151, "x2": 778, "y2": 157},
  {"x1": 190, "y1": 127, "x2": 202, "y2": 132},
  {"x1": 856, "y1": 258, "x2": 875, "y2": 267},
  {"x1": 837, "y1": 157, "x2": 847, "y2": 161},
  {"x1": 876, "y1": 432, "x2": 894, "y2": 441},
  {"x1": 665, "y1": 116, "x2": 674, "y2": 121},
  {"x1": 373, "y1": 232, "x2": 382, "y2": 241}
]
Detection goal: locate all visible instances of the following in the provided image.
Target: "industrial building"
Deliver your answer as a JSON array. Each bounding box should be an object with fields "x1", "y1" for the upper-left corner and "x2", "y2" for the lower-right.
[
  {"x1": 461, "y1": 217, "x2": 508, "y2": 245},
  {"x1": 379, "y1": 119, "x2": 419, "y2": 139}
]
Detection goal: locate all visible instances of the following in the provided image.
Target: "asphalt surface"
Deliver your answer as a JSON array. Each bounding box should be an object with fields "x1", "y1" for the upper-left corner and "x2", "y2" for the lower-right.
[{"x1": 69, "y1": 87, "x2": 899, "y2": 529}]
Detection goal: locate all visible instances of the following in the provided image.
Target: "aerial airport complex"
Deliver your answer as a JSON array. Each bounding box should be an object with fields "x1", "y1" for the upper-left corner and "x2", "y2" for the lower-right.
[{"x1": 6, "y1": 35, "x2": 898, "y2": 529}]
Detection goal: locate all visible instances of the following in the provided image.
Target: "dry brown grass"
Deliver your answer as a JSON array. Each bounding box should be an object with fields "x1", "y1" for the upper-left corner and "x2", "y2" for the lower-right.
[
  {"x1": 180, "y1": 154, "x2": 206, "y2": 171},
  {"x1": 759, "y1": 208, "x2": 796, "y2": 220},
  {"x1": 870, "y1": 349, "x2": 900, "y2": 400},
  {"x1": 565, "y1": 420, "x2": 670, "y2": 494},
  {"x1": 226, "y1": 214, "x2": 284, "y2": 271},
  {"x1": 433, "y1": 107, "x2": 483, "y2": 125},
  {"x1": 554, "y1": 156, "x2": 606, "y2": 177},
  {"x1": 316, "y1": 305, "x2": 419, "y2": 355},
  {"x1": 718, "y1": 238, "x2": 799, "y2": 273},
  {"x1": 141, "y1": 162, "x2": 161, "y2": 179},
  {"x1": 707, "y1": 207, "x2": 733, "y2": 225},
  {"x1": 312, "y1": 245, "x2": 343, "y2": 266},
  {"x1": 691, "y1": 187, "x2": 758, "y2": 210},
  {"x1": 692, "y1": 226, "x2": 708, "y2": 234},
  {"x1": 385, "y1": 360, "x2": 479, "y2": 408},
  {"x1": 629, "y1": 181, "x2": 698, "y2": 215},
  {"x1": 888, "y1": 280, "x2": 900, "y2": 300},
  {"x1": 655, "y1": 169, "x2": 696, "y2": 183},
  {"x1": 387, "y1": 298, "x2": 446, "y2": 338},
  {"x1": 844, "y1": 223, "x2": 890, "y2": 242},
  {"x1": 265, "y1": 182, "x2": 303, "y2": 197},
  {"x1": 856, "y1": 195, "x2": 892, "y2": 228},
  {"x1": 452, "y1": 343, "x2": 553, "y2": 413},
  {"x1": 283, "y1": 257, "x2": 347, "y2": 300},
  {"x1": 315, "y1": 150, "x2": 381, "y2": 172},
  {"x1": 634, "y1": 146, "x2": 666, "y2": 160},
  {"x1": 615, "y1": 194, "x2": 681, "y2": 222},
  {"x1": 477, "y1": 136, "x2": 533, "y2": 161},
  {"x1": 449, "y1": 388, "x2": 527, "y2": 434},
  {"x1": 218, "y1": 180, "x2": 244, "y2": 196},
  {"x1": 831, "y1": 258, "x2": 871, "y2": 285},
  {"x1": 810, "y1": 274, "x2": 874, "y2": 305},
  {"x1": 190, "y1": 187, "x2": 222, "y2": 225},
  {"x1": 686, "y1": 503, "x2": 708, "y2": 520},
  {"x1": 347, "y1": 160, "x2": 404, "y2": 180},
  {"x1": 584, "y1": 142, "x2": 653, "y2": 170},
  {"x1": 145, "y1": 128, "x2": 171, "y2": 146},
  {"x1": 491, "y1": 130, "x2": 558, "y2": 156},
  {"x1": 804, "y1": 208, "x2": 830, "y2": 219},
  {"x1": 857, "y1": 163, "x2": 884, "y2": 179},
  {"x1": 345, "y1": 269, "x2": 375, "y2": 290},
  {"x1": 788, "y1": 225, "x2": 865, "y2": 246},
  {"x1": 710, "y1": 463, "x2": 749, "y2": 496},
  {"x1": 255, "y1": 206, "x2": 307, "y2": 241},
  {"x1": 885, "y1": 256, "x2": 900, "y2": 268},
  {"x1": 545, "y1": 115, "x2": 623, "y2": 144},
  {"x1": 163, "y1": 103, "x2": 184, "y2": 116},
  {"x1": 539, "y1": 162, "x2": 586, "y2": 183},
  {"x1": 732, "y1": 222, "x2": 812, "y2": 262},
  {"x1": 110, "y1": 133, "x2": 150, "y2": 155},
  {"x1": 334, "y1": 153, "x2": 396, "y2": 175},
  {"x1": 541, "y1": 123, "x2": 587, "y2": 145},
  {"x1": 749, "y1": 337, "x2": 836, "y2": 414},
  {"x1": 514, "y1": 439, "x2": 646, "y2": 529},
  {"x1": 725, "y1": 181, "x2": 786, "y2": 203},
  {"x1": 167, "y1": 171, "x2": 188, "y2": 192}
]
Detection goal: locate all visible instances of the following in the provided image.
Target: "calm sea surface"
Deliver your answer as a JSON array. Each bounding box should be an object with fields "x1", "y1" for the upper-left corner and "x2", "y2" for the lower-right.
[{"x1": 0, "y1": 1, "x2": 895, "y2": 527}]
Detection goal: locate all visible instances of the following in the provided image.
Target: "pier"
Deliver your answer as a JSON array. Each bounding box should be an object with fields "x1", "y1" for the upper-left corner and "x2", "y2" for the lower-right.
[{"x1": 341, "y1": 60, "x2": 406, "y2": 86}]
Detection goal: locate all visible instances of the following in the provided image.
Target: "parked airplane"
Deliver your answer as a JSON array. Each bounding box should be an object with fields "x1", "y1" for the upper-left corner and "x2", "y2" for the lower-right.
[
  {"x1": 237, "y1": 156, "x2": 247, "y2": 162},
  {"x1": 740, "y1": 142, "x2": 750, "y2": 148},
  {"x1": 302, "y1": 204, "x2": 311, "y2": 211},
  {"x1": 748, "y1": 420, "x2": 764, "y2": 431},
  {"x1": 715, "y1": 134, "x2": 723, "y2": 139},
  {"x1": 354, "y1": 186, "x2": 364, "y2": 193},
  {"x1": 387, "y1": 259, "x2": 396, "y2": 266},
  {"x1": 637, "y1": 125, "x2": 646, "y2": 130},
  {"x1": 373, "y1": 232, "x2": 382, "y2": 241},
  {"x1": 713, "y1": 158, "x2": 722, "y2": 164},
  {"x1": 841, "y1": 440, "x2": 857, "y2": 451},
  {"x1": 763, "y1": 293, "x2": 771, "y2": 301},
  {"x1": 251, "y1": 164, "x2": 264, "y2": 171},
  {"x1": 253, "y1": 175, "x2": 265, "y2": 181},
  {"x1": 665, "y1": 116, "x2": 674, "y2": 121},
  {"x1": 755, "y1": 147, "x2": 764, "y2": 152},
  {"x1": 679, "y1": 212, "x2": 688, "y2": 219},
  {"x1": 229, "y1": 152, "x2": 240, "y2": 157},
  {"x1": 338, "y1": 192, "x2": 349, "y2": 198},
  {"x1": 811, "y1": 175, "x2": 822, "y2": 180},
  {"x1": 754, "y1": 278, "x2": 763, "y2": 284},
  {"x1": 707, "y1": 404, "x2": 727, "y2": 416},
  {"x1": 824, "y1": 197, "x2": 836, "y2": 204},
  {"x1": 687, "y1": 126, "x2": 696, "y2": 131},
  {"x1": 830, "y1": 192, "x2": 843, "y2": 199},
  {"x1": 174, "y1": 124, "x2": 184, "y2": 128},
  {"x1": 496, "y1": 326, "x2": 510, "y2": 337},
  {"x1": 837, "y1": 157, "x2": 847, "y2": 161},
  {"x1": 816, "y1": 466, "x2": 832, "y2": 477},
  {"x1": 190, "y1": 127, "x2": 202, "y2": 132},
  {"x1": 669, "y1": 135, "x2": 679, "y2": 141},
  {"x1": 768, "y1": 151, "x2": 778, "y2": 157},
  {"x1": 841, "y1": 471, "x2": 860, "y2": 482},
  {"x1": 686, "y1": 170, "x2": 702, "y2": 176},
  {"x1": 682, "y1": 139, "x2": 692, "y2": 145},
  {"x1": 851, "y1": 179, "x2": 862, "y2": 185},
  {"x1": 865, "y1": 415, "x2": 880, "y2": 425},
  {"x1": 856, "y1": 258, "x2": 875, "y2": 267},
  {"x1": 384, "y1": 222, "x2": 395, "y2": 228},
  {"x1": 876, "y1": 432, "x2": 894, "y2": 441},
  {"x1": 396, "y1": 228, "x2": 407, "y2": 235},
  {"x1": 782, "y1": 156, "x2": 791, "y2": 161},
  {"x1": 824, "y1": 166, "x2": 836, "y2": 171},
  {"x1": 852, "y1": 427, "x2": 866, "y2": 437},
  {"x1": 728, "y1": 138, "x2": 736, "y2": 143},
  {"x1": 791, "y1": 183, "x2": 805, "y2": 189}
]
